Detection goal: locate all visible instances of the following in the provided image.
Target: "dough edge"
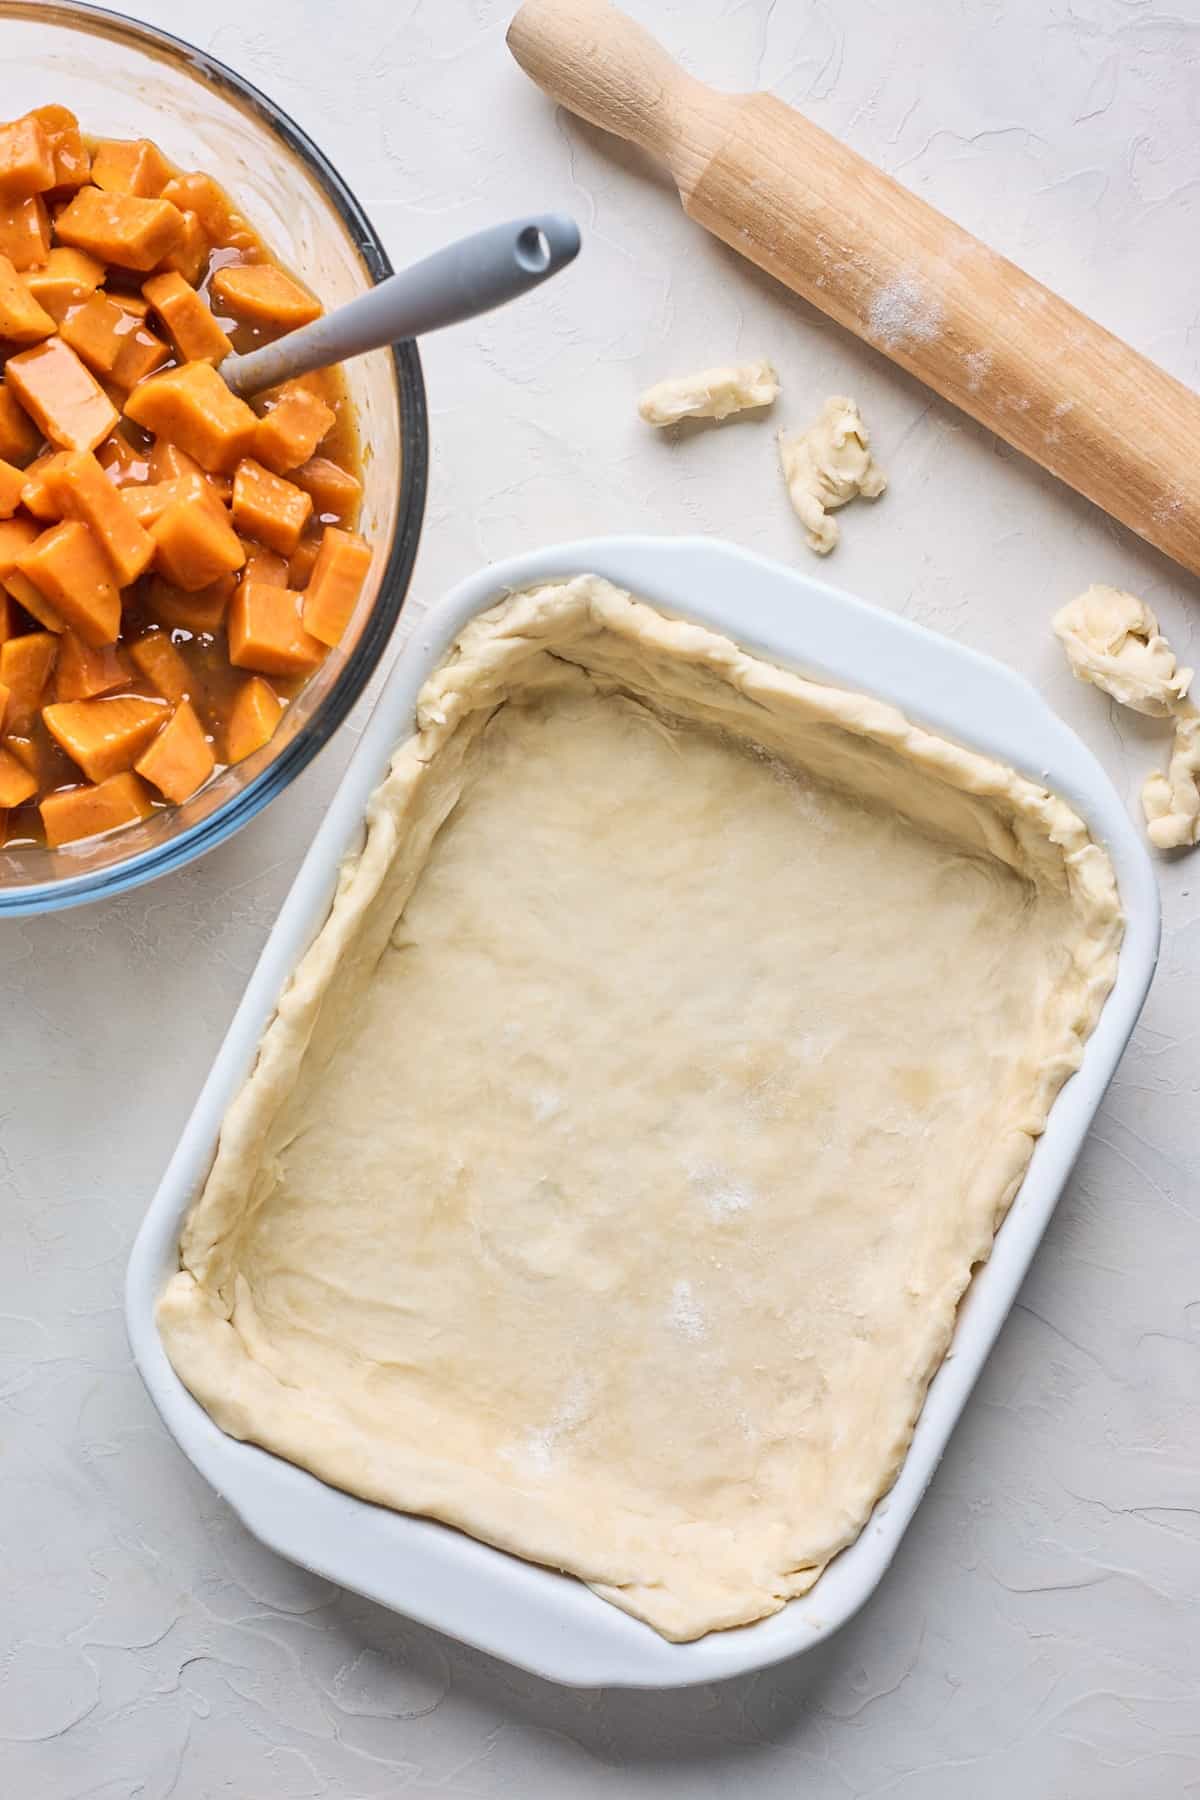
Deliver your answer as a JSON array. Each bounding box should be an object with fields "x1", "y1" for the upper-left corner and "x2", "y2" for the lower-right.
[{"x1": 158, "y1": 575, "x2": 1123, "y2": 1642}]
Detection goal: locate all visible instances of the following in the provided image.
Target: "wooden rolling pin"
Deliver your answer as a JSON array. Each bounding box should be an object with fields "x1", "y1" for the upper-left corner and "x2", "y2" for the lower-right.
[{"x1": 508, "y1": 0, "x2": 1200, "y2": 577}]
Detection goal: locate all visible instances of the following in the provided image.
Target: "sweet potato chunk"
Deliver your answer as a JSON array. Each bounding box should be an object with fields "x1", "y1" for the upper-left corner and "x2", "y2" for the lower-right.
[
  {"x1": 0, "y1": 116, "x2": 56, "y2": 200},
  {"x1": 301, "y1": 527, "x2": 372, "y2": 647},
  {"x1": 120, "y1": 475, "x2": 209, "y2": 528},
  {"x1": 46, "y1": 450, "x2": 155, "y2": 585},
  {"x1": 59, "y1": 291, "x2": 169, "y2": 388},
  {"x1": 134, "y1": 698, "x2": 213, "y2": 802},
  {"x1": 159, "y1": 173, "x2": 255, "y2": 252},
  {"x1": 124, "y1": 361, "x2": 258, "y2": 473},
  {"x1": 231, "y1": 458, "x2": 311, "y2": 555},
  {"x1": 0, "y1": 512, "x2": 38, "y2": 576},
  {"x1": 241, "y1": 542, "x2": 289, "y2": 586},
  {"x1": 17, "y1": 520, "x2": 121, "y2": 646},
  {"x1": 210, "y1": 263, "x2": 321, "y2": 330},
  {"x1": 43, "y1": 694, "x2": 167, "y2": 782},
  {"x1": 154, "y1": 208, "x2": 208, "y2": 284},
  {"x1": 142, "y1": 269, "x2": 230, "y2": 363},
  {"x1": 96, "y1": 431, "x2": 150, "y2": 486},
  {"x1": 129, "y1": 631, "x2": 190, "y2": 702},
  {"x1": 0, "y1": 630, "x2": 57, "y2": 730},
  {"x1": 146, "y1": 573, "x2": 233, "y2": 635},
  {"x1": 150, "y1": 499, "x2": 245, "y2": 591},
  {"x1": 90, "y1": 137, "x2": 172, "y2": 199},
  {"x1": 253, "y1": 383, "x2": 335, "y2": 474},
  {"x1": 0, "y1": 675, "x2": 8, "y2": 728},
  {"x1": 0, "y1": 458, "x2": 23, "y2": 517},
  {"x1": 55, "y1": 187, "x2": 184, "y2": 272},
  {"x1": 5, "y1": 338, "x2": 119, "y2": 453},
  {"x1": 0, "y1": 385, "x2": 40, "y2": 465},
  {"x1": 27, "y1": 106, "x2": 89, "y2": 189},
  {"x1": 54, "y1": 631, "x2": 130, "y2": 702},
  {"x1": 0, "y1": 253, "x2": 55, "y2": 343},
  {"x1": 290, "y1": 455, "x2": 361, "y2": 523},
  {"x1": 287, "y1": 537, "x2": 321, "y2": 587},
  {"x1": 228, "y1": 581, "x2": 323, "y2": 677},
  {"x1": 20, "y1": 450, "x2": 70, "y2": 521},
  {"x1": 0, "y1": 743, "x2": 37, "y2": 807},
  {"x1": 5, "y1": 567, "x2": 64, "y2": 632},
  {"x1": 225, "y1": 673, "x2": 282, "y2": 762},
  {"x1": 40, "y1": 769, "x2": 154, "y2": 845},
  {"x1": 22, "y1": 246, "x2": 104, "y2": 322},
  {"x1": 0, "y1": 194, "x2": 50, "y2": 269}
]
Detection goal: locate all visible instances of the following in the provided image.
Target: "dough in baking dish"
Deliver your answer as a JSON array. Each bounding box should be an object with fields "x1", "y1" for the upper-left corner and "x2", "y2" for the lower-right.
[{"x1": 159, "y1": 577, "x2": 1121, "y2": 1641}]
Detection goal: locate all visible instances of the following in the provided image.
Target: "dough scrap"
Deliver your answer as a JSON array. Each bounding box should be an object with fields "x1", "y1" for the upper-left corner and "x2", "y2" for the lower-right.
[
  {"x1": 1142, "y1": 707, "x2": 1200, "y2": 849},
  {"x1": 778, "y1": 396, "x2": 886, "y2": 554},
  {"x1": 158, "y1": 577, "x2": 1121, "y2": 1642},
  {"x1": 638, "y1": 359, "x2": 779, "y2": 426},
  {"x1": 1052, "y1": 584, "x2": 1192, "y2": 717}
]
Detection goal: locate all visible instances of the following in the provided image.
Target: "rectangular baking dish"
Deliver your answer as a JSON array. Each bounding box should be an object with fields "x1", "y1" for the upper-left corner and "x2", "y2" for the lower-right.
[{"x1": 126, "y1": 535, "x2": 1159, "y2": 1689}]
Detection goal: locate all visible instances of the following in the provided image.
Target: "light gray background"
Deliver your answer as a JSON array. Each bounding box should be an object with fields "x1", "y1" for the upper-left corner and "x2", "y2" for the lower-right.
[{"x1": 4, "y1": 1, "x2": 1199, "y2": 1794}]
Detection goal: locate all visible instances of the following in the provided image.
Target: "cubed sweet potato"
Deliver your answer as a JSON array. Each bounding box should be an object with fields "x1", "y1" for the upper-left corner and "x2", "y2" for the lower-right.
[
  {"x1": 0, "y1": 384, "x2": 40, "y2": 466},
  {"x1": 253, "y1": 383, "x2": 335, "y2": 474},
  {"x1": 90, "y1": 137, "x2": 173, "y2": 199},
  {"x1": 142, "y1": 269, "x2": 230, "y2": 363},
  {"x1": 210, "y1": 262, "x2": 321, "y2": 331},
  {"x1": 46, "y1": 450, "x2": 155, "y2": 585},
  {"x1": 159, "y1": 173, "x2": 256, "y2": 252},
  {"x1": 241, "y1": 542, "x2": 289, "y2": 586},
  {"x1": 43, "y1": 693, "x2": 167, "y2": 782},
  {"x1": 231, "y1": 457, "x2": 311, "y2": 555},
  {"x1": 134, "y1": 697, "x2": 213, "y2": 802},
  {"x1": 227, "y1": 580, "x2": 324, "y2": 677},
  {"x1": 0, "y1": 743, "x2": 37, "y2": 807},
  {"x1": 5, "y1": 338, "x2": 120, "y2": 454},
  {"x1": 123, "y1": 361, "x2": 258, "y2": 473},
  {"x1": 0, "y1": 252, "x2": 55, "y2": 343},
  {"x1": 129, "y1": 630, "x2": 190, "y2": 702},
  {"x1": 96, "y1": 431, "x2": 150, "y2": 486},
  {"x1": 150, "y1": 498, "x2": 245, "y2": 591},
  {"x1": 0, "y1": 194, "x2": 50, "y2": 269},
  {"x1": 22, "y1": 246, "x2": 104, "y2": 322},
  {"x1": 55, "y1": 187, "x2": 184, "y2": 272},
  {"x1": 54, "y1": 630, "x2": 131, "y2": 702},
  {"x1": 40, "y1": 769, "x2": 155, "y2": 845},
  {"x1": 0, "y1": 512, "x2": 38, "y2": 576},
  {"x1": 301, "y1": 526, "x2": 372, "y2": 647},
  {"x1": 145, "y1": 572, "x2": 234, "y2": 636},
  {"x1": 26, "y1": 106, "x2": 89, "y2": 189},
  {"x1": 0, "y1": 458, "x2": 23, "y2": 517},
  {"x1": 0, "y1": 116, "x2": 56, "y2": 200},
  {"x1": 287, "y1": 536, "x2": 321, "y2": 588},
  {"x1": 0, "y1": 630, "x2": 57, "y2": 730},
  {"x1": 59, "y1": 291, "x2": 169, "y2": 388},
  {"x1": 5, "y1": 567, "x2": 64, "y2": 632},
  {"x1": 290, "y1": 455, "x2": 362, "y2": 523},
  {"x1": 225, "y1": 673, "x2": 282, "y2": 763},
  {"x1": 20, "y1": 450, "x2": 70, "y2": 521},
  {"x1": 154, "y1": 207, "x2": 208, "y2": 284},
  {"x1": 120, "y1": 474, "x2": 215, "y2": 528},
  {"x1": 17, "y1": 520, "x2": 121, "y2": 646}
]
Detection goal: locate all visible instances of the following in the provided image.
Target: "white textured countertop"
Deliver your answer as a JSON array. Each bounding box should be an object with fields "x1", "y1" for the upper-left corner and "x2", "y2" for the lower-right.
[{"x1": 5, "y1": 1, "x2": 1200, "y2": 1793}]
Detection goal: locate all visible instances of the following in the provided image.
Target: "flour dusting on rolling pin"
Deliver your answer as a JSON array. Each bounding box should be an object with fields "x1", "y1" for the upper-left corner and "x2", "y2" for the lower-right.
[{"x1": 508, "y1": 0, "x2": 1200, "y2": 578}]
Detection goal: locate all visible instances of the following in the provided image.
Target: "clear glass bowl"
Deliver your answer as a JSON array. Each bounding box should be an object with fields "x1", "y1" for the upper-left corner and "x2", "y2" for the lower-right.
[{"x1": 0, "y1": 0, "x2": 428, "y2": 915}]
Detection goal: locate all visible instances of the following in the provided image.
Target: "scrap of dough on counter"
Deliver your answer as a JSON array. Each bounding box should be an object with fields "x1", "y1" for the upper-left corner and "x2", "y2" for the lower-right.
[
  {"x1": 159, "y1": 576, "x2": 1121, "y2": 1643},
  {"x1": 778, "y1": 395, "x2": 886, "y2": 554},
  {"x1": 1053, "y1": 583, "x2": 1200, "y2": 850},
  {"x1": 1052, "y1": 584, "x2": 1192, "y2": 717},
  {"x1": 638, "y1": 359, "x2": 779, "y2": 426}
]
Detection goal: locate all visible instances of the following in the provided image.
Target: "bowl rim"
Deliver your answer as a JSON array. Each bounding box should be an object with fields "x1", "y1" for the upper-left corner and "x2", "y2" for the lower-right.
[{"x1": 0, "y1": 0, "x2": 429, "y2": 917}]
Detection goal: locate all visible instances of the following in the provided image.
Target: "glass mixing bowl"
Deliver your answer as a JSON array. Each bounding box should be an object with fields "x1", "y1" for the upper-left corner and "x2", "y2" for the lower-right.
[{"x1": 0, "y1": 0, "x2": 428, "y2": 915}]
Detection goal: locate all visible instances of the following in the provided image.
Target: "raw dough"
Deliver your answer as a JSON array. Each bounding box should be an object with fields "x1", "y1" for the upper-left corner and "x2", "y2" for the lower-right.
[
  {"x1": 638, "y1": 359, "x2": 779, "y2": 426},
  {"x1": 1142, "y1": 708, "x2": 1200, "y2": 849},
  {"x1": 778, "y1": 396, "x2": 886, "y2": 554},
  {"x1": 159, "y1": 577, "x2": 1121, "y2": 1642},
  {"x1": 1053, "y1": 584, "x2": 1191, "y2": 717},
  {"x1": 1052, "y1": 583, "x2": 1200, "y2": 850}
]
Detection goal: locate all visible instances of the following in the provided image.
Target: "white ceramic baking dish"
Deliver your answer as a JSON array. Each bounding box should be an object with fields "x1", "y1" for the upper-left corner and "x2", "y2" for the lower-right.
[{"x1": 126, "y1": 536, "x2": 1159, "y2": 1690}]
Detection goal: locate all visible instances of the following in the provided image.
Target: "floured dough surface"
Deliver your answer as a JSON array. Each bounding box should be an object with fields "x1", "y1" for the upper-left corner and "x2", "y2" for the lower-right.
[
  {"x1": 638, "y1": 359, "x2": 779, "y2": 426},
  {"x1": 159, "y1": 578, "x2": 1121, "y2": 1642},
  {"x1": 779, "y1": 395, "x2": 886, "y2": 553}
]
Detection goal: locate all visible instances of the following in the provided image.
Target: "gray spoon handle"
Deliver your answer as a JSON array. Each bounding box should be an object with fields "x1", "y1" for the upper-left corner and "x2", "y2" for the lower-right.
[{"x1": 221, "y1": 213, "x2": 581, "y2": 398}]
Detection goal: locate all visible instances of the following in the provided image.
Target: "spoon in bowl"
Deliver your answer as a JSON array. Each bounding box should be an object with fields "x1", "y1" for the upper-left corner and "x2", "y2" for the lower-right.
[{"x1": 219, "y1": 213, "x2": 581, "y2": 398}]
